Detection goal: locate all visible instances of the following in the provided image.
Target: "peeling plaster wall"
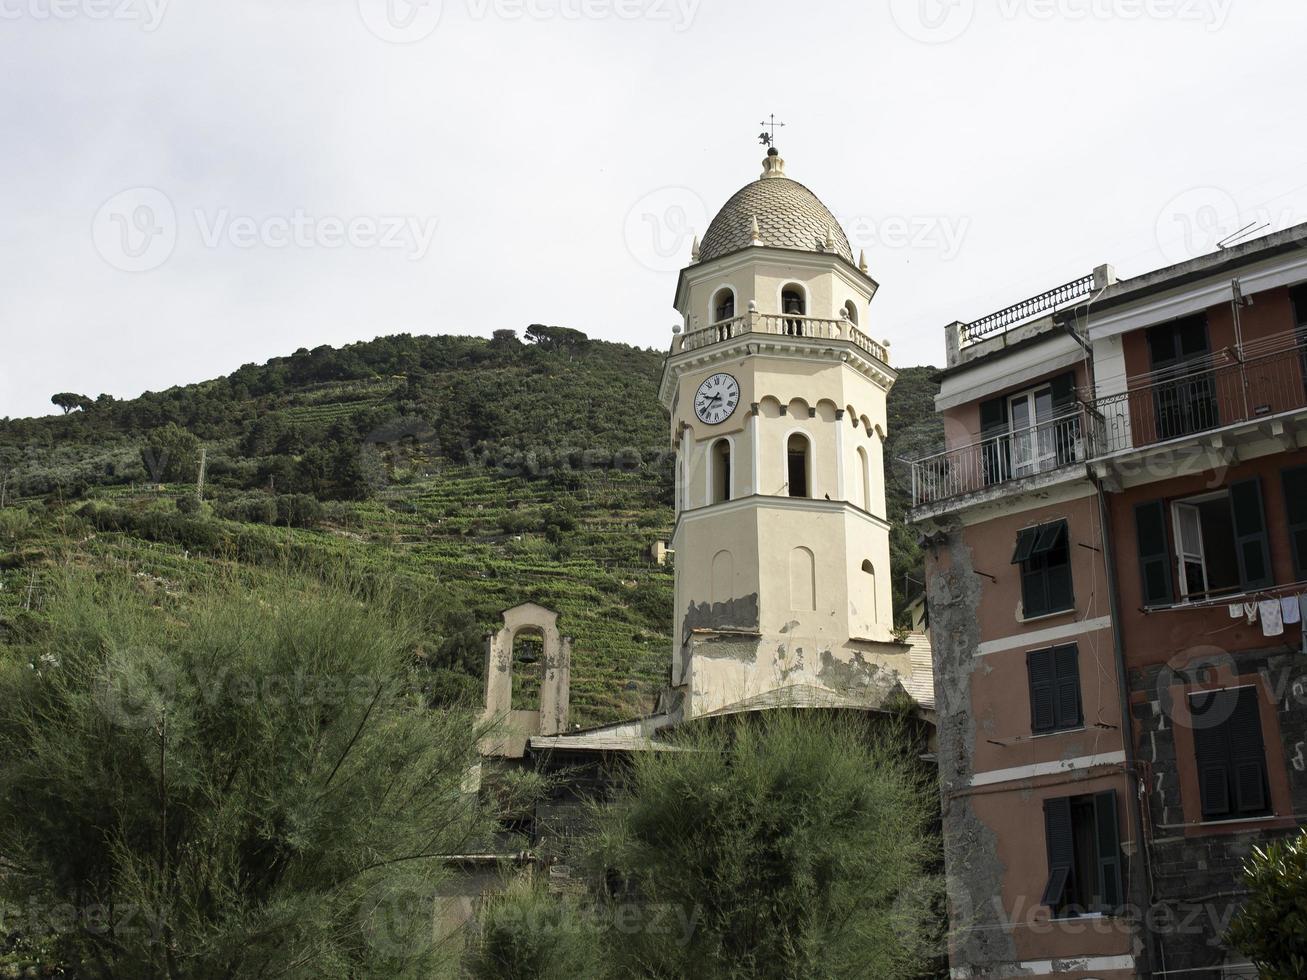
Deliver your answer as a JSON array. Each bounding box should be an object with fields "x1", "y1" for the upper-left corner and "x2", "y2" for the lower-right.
[{"x1": 925, "y1": 526, "x2": 1019, "y2": 971}]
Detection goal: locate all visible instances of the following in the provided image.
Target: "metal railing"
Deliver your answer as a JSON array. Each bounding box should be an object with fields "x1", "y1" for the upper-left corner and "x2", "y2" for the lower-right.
[
  {"x1": 1092, "y1": 337, "x2": 1307, "y2": 455},
  {"x1": 678, "y1": 313, "x2": 890, "y2": 363},
  {"x1": 962, "y1": 274, "x2": 1096, "y2": 345},
  {"x1": 910, "y1": 410, "x2": 1086, "y2": 507}
]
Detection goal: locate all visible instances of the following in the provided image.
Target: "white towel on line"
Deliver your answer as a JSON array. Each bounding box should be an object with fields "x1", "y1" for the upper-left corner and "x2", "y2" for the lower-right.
[
  {"x1": 1230, "y1": 603, "x2": 1244, "y2": 619},
  {"x1": 1261, "y1": 599, "x2": 1285, "y2": 637},
  {"x1": 1283, "y1": 596, "x2": 1302, "y2": 626}
]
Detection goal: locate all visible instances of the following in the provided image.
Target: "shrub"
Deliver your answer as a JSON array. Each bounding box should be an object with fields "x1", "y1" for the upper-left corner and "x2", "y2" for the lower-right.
[
  {"x1": 275, "y1": 493, "x2": 324, "y2": 528},
  {"x1": 1228, "y1": 829, "x2": 1307, "y2": 978},
  {"x1": 466, "y1": 877, "x2": 604, "y2": 980}
]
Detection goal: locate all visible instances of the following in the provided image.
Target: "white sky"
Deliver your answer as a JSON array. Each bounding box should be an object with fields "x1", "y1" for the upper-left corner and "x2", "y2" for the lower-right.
[{"x1": 4, "y1": 0, "x2": 1307, "y2": 418}]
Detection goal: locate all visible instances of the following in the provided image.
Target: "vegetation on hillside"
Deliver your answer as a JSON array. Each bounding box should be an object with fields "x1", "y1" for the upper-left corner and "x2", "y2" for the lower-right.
[{"x1": 0, "y1": 329, "x2": 940, "y2": 725}]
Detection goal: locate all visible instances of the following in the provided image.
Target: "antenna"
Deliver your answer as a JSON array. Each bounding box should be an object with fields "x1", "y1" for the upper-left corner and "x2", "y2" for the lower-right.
[{"x1": 1217, "y1": 221, "x2": 1270, "y2": 250}]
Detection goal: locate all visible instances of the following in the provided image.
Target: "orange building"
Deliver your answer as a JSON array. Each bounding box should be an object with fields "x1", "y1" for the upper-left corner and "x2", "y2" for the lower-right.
[{"x1": 910, "y1": 227, "x2": 1307, "y2": 979}]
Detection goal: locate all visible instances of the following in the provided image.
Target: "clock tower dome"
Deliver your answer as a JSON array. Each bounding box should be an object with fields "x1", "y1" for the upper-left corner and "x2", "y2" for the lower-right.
[{"x1": 660, "y1": 147, "x2": 911, "y2": 719}]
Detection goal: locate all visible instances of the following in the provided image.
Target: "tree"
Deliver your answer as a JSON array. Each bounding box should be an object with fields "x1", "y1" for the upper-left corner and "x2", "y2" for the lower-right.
[
  {"x1": 587, "y1": 710, "x2": 940, "y2": 979},
  {"x1": 51, "y1": 392, "x2": 91, "y2": 414},
  {"x1": 141, "y1": 422, "x2": 201, "y2": 484},
  {"x1": 1227, "y1": 829, "x2": 1307, "y2": 979},
  {"x1": 525, "y1": 324, "x2": 589, "y2": 355},
  {"x1": 0, "y1": 572, "x2": 495, "y2": 977}
]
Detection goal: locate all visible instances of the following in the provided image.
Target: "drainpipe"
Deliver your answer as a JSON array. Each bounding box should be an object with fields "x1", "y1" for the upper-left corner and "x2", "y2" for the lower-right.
[{"x1": 1094, "y1": 478, "x2": 1159, "y2": 979}]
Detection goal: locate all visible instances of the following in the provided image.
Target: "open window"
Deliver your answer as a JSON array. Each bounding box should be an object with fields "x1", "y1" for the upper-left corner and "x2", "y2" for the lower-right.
[
  {"x1": 1012, "y1": 520, "x2": 1073, "y2": 618},
  {"x1": 712, "y1": 287, "x2": 735, "y2": 324},
  {"x1": 856, "y1": 445, "x2": 871, "y2": 511},
  {"x1": 786, "y1": 433, "x2": 811, "y2": 498},
  {"x1": 980, "y1": 372, "x2": 1081, "y2": 485},
  {"x1": 1042, "y1": 791, "x2": 1124, "y2": 917},
  {"x1": 781, "y1": 286, "x2": 806, "y2": 335},
  {"x1": 842, "y1": 300, "x2": 859, "y2": 326},
  {"x1": 511, "y1": 627, "x2": 544, "y2": 711},
  {"x1": 1147, "y1": 314, "x2": 1219, "y2": 440},
  {"x1": 1190, "y1": 686, "x2": 1271, "y2": 821},
  {"x1": 710, "y1": 438, "x2": 732, "y2": 505},
  {"x1": 861, "y1": 559, "x2": 878, "y2": 622}
]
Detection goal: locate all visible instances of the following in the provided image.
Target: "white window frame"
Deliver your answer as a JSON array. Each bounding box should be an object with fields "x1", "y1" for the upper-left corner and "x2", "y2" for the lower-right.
[{"x1": 1170, "y1": 489, "x2": 1232, "y2": 600}]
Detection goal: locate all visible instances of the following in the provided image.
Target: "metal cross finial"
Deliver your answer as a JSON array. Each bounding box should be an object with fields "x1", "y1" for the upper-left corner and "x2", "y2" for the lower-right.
[{"x1": 758, "y1": 114, "x2": 786, "y2": 147}]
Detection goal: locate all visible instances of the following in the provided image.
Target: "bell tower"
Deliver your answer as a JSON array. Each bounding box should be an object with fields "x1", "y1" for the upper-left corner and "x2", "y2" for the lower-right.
[{"x1": 660, "y1": 147, "x2": 910, "y2": 719}]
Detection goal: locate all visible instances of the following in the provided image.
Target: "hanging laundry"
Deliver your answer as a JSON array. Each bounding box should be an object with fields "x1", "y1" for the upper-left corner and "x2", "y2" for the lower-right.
[
  {"x1": 1260, "y1": 599, "x2": 1285, "y2": 637},
  {"x1": 1245, "y1": 602, "x2": 1260, "y2": 625},
  {"x1": 1283, "y1": 595, "x2": 1302, "y2": 626},
  {"x1": 1299, "y1": 594, "x2": 1307, "y2": 629},
  {"x1": 1230, "y1": 603, "x2": 1244, "y2": 619}
]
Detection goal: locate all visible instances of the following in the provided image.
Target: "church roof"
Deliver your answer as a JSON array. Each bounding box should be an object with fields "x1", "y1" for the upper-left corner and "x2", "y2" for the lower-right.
[{"x1": 698, "y1": 150, "x2": 855, "y2": 265}]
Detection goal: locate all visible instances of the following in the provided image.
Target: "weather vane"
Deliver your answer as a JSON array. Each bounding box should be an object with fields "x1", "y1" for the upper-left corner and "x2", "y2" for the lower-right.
[{"x1": 758, "y1": 114, "x2": 786, "y2": 147}]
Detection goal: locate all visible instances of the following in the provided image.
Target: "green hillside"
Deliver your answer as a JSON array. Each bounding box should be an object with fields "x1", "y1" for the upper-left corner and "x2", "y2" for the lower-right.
[{"x1": 0, "y1": 328, "x2": 939, "y2": 726}]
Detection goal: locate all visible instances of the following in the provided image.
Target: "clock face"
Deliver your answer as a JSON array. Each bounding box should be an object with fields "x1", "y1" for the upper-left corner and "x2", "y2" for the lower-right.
[{"x1": 694, "y1": 373, "x2": 740, "y2": 425}]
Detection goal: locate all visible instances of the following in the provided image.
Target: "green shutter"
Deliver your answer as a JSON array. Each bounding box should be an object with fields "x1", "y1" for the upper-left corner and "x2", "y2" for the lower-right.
[
  {"x1": 1092, "y1": 791, "x2": 1124, "y2": 913},
  {"x1": 1134, "y1": 501, "x2": 1174, "y2": 607},
  {"x1": 1053, "y1": 644, "x2": 1082, "y2": 729},
  {"x1": 1229, "y1": 478, "x2": 1273, "y2": 590},
  {"x1": 1041, "y1": 797, "x2": 1074, "y2": 908},
  {"x1": 1282, "y1": 467, "x2": 1307, "y2": 581},
  {"x1": 1028, "y1": 648, "x2": 1056, "y2": 733}
]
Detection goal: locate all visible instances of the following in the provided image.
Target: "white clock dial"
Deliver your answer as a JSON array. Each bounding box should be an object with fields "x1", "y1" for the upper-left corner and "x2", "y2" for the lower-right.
[{"x1": 694, "y1": 373, "x2": 740, "y2": 425}]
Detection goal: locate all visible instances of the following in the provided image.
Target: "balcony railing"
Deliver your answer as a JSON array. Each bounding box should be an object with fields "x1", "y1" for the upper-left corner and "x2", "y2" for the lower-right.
[
  {"x1": 908, "y1": 332, "x2": 1307, "y2": 509},
  {"x1": 1092, "y1": 337, "x2": 1307, "y2": 455},
  {"x1": 677, "y1": 313, "x2": 889, "y2": 364},
  {"x1": 961, "y1": 274, "x2": 1096, "y2": 346},
  {"x1": 909, "y1": 410, "x2": 1086, "y2": 507}
]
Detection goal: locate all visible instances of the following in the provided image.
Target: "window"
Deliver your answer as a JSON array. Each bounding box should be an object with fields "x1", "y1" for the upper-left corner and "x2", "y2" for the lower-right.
[
  {"x1": 1027, "y1": 644, "x2": 1082, "y2": 734},
  {"x1": 787, "y1": 434, "x2": 810, "y2": 498},
  {"x1": 856, "y1": 445, "x2": 871, "y2": 510},
  {"x1": 710, "y1": 439, "x2": 732, "y2": 505},
  {"x1": 511, "y1": 628, "x2": 544, "y2": 711},
  {"x1": 1012, "y1": 520, "x2": 1072, "y2": 618},
  {"x1": 1190, "y1": 687, "x2": 1270, "y2": 821},
  {"x1": 861, "y1": 559, "x2": 878, "y2": 622},
  {"x1": 1283, "y1": 466, "x2": 1307, "y2": 581},
  {"x1": 1042, "y1": 791, "x2": 1124, "y2": 917},
  {"x1": 1135, "y1": 480, "x2": 1273, "y2": 606},
  {"x1": 842, "y1": 300, "x2": 859, "y2": 326},
  {"x1": 712, "y1": 287, "x2": 735, "y2": 323},
  {"x1": 979, "y1": 372, "x2": 1079, "y2": 485},
  {"x1": 782, "y1": 286, "x2": 806, "y2": 335},
  {"x1": 1147, "y1": 314, "x2": 1219, "y2": 440}
]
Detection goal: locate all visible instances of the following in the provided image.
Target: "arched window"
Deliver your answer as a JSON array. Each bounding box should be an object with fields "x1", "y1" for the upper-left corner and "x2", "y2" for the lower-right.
[
  {"x1": 712, "y1": 550, "x2": 734, "y2": 605},
  {"x1": 843, "y1": 300, "x2": 859, "y2": 326},
  {"x1": 511, "y1": 627, "x2": 544, "y2": 711},
  {"x1": 787, "y1": 433, "x2": 811, "y2": 498},
  {"x1": 781, "y1": 285, "x2": 806, "y2": 336},
  {"x1": 857, "y1": 445, "x2": 871, "y2": 511},
  {"x1": 790, "y1": 547, "x2": 816, "y2": 611},
  {"x1": 712, "y1": 287, "x2": 736, "y2": 324},
  {"x1": 861, "y1": 560, "x2": 878, "y2": 623},
  {"x1": 711, "y1": 438, "x2": 732, "y2": 504}
]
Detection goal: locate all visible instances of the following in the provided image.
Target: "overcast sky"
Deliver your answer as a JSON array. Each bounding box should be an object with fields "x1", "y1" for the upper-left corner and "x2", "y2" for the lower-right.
[{"x1": 4, "y1": 0, "x2": 1307, "y2": 418}]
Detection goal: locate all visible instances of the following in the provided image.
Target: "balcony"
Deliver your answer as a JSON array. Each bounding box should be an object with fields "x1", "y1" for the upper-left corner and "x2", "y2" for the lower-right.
[
  {"x1": 1092, "y1": 335, "x2": 1307, "y2": 456},
  {"x1": 909, "y1": 411, "x2": 1087, "y2": 508},
  {"x1": 676, "y1": 313, "x2": 890, "y2": 364},
  {"x1": 907, "y1": 332, "x2": 1307, "y2": 511}
]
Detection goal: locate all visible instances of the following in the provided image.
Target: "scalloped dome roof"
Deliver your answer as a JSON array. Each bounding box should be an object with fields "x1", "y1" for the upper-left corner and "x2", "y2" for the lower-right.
[{"x1": 698, "y1": 151, "x2": 854, "y2": 265}]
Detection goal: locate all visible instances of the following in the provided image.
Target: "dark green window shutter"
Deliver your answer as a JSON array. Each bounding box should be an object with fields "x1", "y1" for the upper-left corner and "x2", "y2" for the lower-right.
[
  {"x1": 980, "y1": 396, "x2": 1010, "y2": 486},
  {"x1": 1012, "y1": 526, "x2": 1039, "y2": 564},
  {"x1": 1028, "y1": 648, "x2": 1056, "y2": 733},
  {"x1": 1134, "y1": 501, "x2": 1174, "y2": 607},
  {"x1": 1229, "y1": 479, "x2": 1273, "y2": 590},
  {"x1": 1049, "y1": 371, "x2": 1076, "y2": 411},
  {"x1": 1092, "y1": 791, "x2": 1124, "y2": 912},
  {"x1": 1053, "y1": 644, "x2": 1082, "y2": 729},
  {"x1": 1191, "y1": 687, "x2": 1269, "y2": 820},
  {"x1": 1282, "y1": 467, "x2": 1307, "y2": 581},
  {"x1": 1041, "y1": 797, "x2": 1074, "y2": 908}
]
